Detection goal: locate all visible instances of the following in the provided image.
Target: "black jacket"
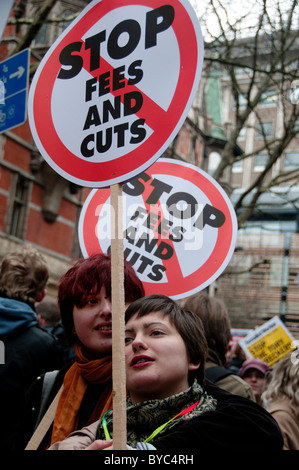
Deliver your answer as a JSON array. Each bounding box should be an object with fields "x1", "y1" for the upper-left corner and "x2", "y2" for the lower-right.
[
  {"x1": 16, "y1": 362, "x2": 70, "y2": 450},
  {"x1": 17, "y1": 367, "x2": 283, "y2": 451},
  {"x1": 153, "y1": 380, "x2": 283, "y2": 451},
  {"x1": 0, "y1": 297, "x2": 64, "y2": 450}
]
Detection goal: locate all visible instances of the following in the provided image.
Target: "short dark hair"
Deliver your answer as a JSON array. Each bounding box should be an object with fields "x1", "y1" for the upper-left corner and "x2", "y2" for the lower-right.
[
  {"x1": 59, "y1": 253, "x2": 145, "y2": 344},
  {"x1": 184, "y1": 292, "x2": 231, "y2": 364},
  {"x1": 36, "y1": 299, "x2": 61, "y2": 326},
  {"x1": 125, "y1": 294, "x2": 208, "y2": 385}
]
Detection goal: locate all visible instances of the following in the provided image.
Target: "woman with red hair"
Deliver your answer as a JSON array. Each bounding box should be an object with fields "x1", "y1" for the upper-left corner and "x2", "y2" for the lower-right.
[{"x1": 18, "y1": 253, "x2": 145, "y2": 450}]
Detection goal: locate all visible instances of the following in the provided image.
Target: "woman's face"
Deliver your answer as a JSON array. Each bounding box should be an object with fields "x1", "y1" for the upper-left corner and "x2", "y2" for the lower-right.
[
  {"x1": 125, "y1": 311, "x2": 200, "y2": 404},
  {"x1": 73, "y1": 286, "x2": 119, "y2": 355},
  {"x1": 242, "y1": 369, "x2": 265, "y2": 402}
]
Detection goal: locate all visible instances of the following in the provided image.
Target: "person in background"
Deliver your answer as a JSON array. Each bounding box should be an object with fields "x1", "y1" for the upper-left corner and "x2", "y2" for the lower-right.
[
  {"x1": 239, "y1": 357, "x2": 270, "y2": 405},
  {"x1": 0, "y1": 244, "x2": 64, "y2": 450},
  {"x1": 36, "y1": 298, "x2": 61, "y2": 329},
  {"x1": 48, "y1": 294, "x2": 283, "y2": 451},
  {"x1": 17, "y1": 253, "x2": 145, "y2": 450},
  {"x1": 228, "y1": 342, "x2": 246, "y2": 375},
  {"x1": 262, "y1": 353, "x2": 299, "y2": 450},
  {"x1": 36, "y1": 298, "x2": 75, "y2": 365},
  {"x1": 184, "y1": 292, "x2": 255, "y2": 401}
]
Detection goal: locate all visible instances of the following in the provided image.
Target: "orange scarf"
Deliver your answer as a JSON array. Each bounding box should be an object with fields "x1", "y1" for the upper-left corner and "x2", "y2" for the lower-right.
[{"x1": 50, "y1": 344, "x2": 113, "y2": 445}]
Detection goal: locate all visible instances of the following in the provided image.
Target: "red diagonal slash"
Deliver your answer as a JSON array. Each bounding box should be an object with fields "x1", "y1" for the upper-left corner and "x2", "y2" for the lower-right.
[
  {"x1": 80, "y1": 47, "x2": 169, "y2": 133},
  {"x1": 140, "y1": 179, "x2": 184, "y2": 283}
]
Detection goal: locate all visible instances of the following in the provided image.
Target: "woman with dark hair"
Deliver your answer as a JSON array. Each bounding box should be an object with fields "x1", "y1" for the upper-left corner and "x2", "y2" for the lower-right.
[
  {"x1": 49, "y1": 295, "x2": 283, "y2": 451},
  {"x1": 17, "y1": 253, "x2": 145, "y2": 450}
]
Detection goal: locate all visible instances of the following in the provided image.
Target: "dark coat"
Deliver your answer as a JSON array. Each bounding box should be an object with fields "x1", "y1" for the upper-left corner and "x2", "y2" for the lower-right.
[
  {"x1": 0, "y1": 297, "x2": 64, "y2": 450},
  {"x1": 17, "y1": 370, "x2": 283, "y2": 451},
  {"x1": 153, "y1": 380, "x2": 283, "y2": 451},
  {"x1": 16, "y1": 362, "x2": 69, "y2": 450}
]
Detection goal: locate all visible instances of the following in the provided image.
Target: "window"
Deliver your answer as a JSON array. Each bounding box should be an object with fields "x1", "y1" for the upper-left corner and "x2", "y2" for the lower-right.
[
  {"x1": 232, "y1": 159, "x2": 243, "y2": 173},
  {"x1": 257, "y1": 122, "x2": 273, "y2": 139},
  {"x1": 254, "y1": 154, "x2": 269, "y2": 171},
  {"x1": 237, "y1": 126, "x2": 246, "y2": 141},
  {"x1": 239, "y1": 219, "x2": 297, "y2": 234},
  {"x1": 32, "y1": 23, "x2": 48, "y2": 46},
  {"x1": 7, "y1": 174, "x2": 31, "y2": 239},
  {"x1": 208, "y1": 151, "x2": 221, "y2": 175},
  {"x1": 58, "y1": 10, "x2": 76, "y2": 36},
  {"x1": 233, "y1": 93, "x2": 247, "y2": 110},
  {"x1": 234, "y1": 67, "x2": 252, "y2": 79},
  {"x1": 290, "y1": 80, "x2": 299, "y2": 105},
  {"x1": 32, "y1": 9, "x2": 75, "y2": 47},
  {"x1": 283, "y1": 153, "x2": 298, "y2": 170},
  {"x1": 286, "y1": 119, "x2": 299, "y2": 132},
  {"x1": 260, "y1": 90, "x2": 277, "y2": 107}
]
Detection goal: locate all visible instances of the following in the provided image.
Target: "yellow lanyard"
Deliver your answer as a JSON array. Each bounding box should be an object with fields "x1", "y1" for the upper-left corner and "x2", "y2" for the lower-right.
[{"x1": 102, "y1": 400, "x2": 199, "y2": 443}]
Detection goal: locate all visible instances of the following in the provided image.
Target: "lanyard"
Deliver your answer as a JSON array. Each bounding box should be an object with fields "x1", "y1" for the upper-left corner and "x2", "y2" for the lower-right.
[{"x1": 102, "y1": 400, "x2": 199, "y2": 443}]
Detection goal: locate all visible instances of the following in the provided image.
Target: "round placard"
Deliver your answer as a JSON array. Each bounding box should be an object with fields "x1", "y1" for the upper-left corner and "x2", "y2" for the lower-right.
[
  {"x1": 79, "y1": 159, "x2": 238, "y2": 299},
  {"x1": 28, "y1": 0, "x2": 203, "y2": 187}
]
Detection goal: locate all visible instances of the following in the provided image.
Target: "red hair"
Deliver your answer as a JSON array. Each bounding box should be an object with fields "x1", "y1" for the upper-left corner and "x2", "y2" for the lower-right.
[{"x1": 59, "y1": 253, "x2": 144, "y2": 344}]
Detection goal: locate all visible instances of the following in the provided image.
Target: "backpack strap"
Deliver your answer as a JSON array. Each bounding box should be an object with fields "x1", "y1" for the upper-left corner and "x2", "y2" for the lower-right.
[
  {"x1": 35, "y1": 370, "x2": 59, "y2": 430},
  {"x1": 25, "y1": 372, "x2": 62, "y2": 450},
  {"x1": 205, "y1": 366, "x2": 233, "y2": 383}
]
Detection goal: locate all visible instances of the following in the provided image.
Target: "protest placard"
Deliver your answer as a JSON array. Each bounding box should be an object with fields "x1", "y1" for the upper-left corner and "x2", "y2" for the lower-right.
[
  {"x1": 28, "y1": 0, "x2": 204, "y2": 448},
  {"x1": 79, "y1": 159, "x2": 238, "y2": 299},
  {"x1": 239, "y1": 316, "x2": 297, "y2": 367},
  {"x1": 28, "y1": 0, "x2": 203, "y2": 188}
]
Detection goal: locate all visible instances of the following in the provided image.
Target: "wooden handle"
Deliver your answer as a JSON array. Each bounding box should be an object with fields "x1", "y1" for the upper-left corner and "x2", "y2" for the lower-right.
[{"x1": 110, "y1": 183, "x2": 127, "y2": 450}]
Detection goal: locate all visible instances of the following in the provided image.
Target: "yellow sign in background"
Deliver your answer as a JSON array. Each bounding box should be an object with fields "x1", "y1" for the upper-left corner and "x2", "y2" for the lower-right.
[
  {"x1": 240, "y1": 316, "x2": 297, "y2": 367},
  {"x1": 247, "y1": 325, "x2": 295, "y2": 367}
]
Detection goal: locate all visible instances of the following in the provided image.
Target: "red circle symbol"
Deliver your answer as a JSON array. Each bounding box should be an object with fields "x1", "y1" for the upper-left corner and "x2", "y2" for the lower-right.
[{"x1": 79, "y1": 159, "x2": 238, "y2": 299}]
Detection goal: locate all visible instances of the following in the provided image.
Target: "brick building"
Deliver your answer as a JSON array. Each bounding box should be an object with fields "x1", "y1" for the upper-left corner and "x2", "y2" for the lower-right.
[
  {"x1": 195, "y1": 34, "x2": 299, "y2": 339},
  {"x1": 0, "y1": 1, "x2": 298, "y2": 338},
  {"x1": 0, "y1": 0, "x2": 208, "y2": 297},
  {"x1": 0, "y1": 0, "x2": 91, "y2": 295}
]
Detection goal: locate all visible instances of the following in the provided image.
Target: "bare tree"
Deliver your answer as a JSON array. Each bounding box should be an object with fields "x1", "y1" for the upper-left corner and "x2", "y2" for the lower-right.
[
  {"x1": 192, "y1": 0, "x2": 299, "y2": 227},
  {"x1": 6, "y1": 0, "x2": 80, "y2": 73},
  {"x1": 4, "y1": 0, "x2": 299, "y2": 229}
]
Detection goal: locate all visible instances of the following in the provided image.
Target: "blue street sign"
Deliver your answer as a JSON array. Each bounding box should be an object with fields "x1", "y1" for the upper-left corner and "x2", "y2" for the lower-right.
[{"x1": 0, "y1": 48, "x2": 30, "y2": 133}]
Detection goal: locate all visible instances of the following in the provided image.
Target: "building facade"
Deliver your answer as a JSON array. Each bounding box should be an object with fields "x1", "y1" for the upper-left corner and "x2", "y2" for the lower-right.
[
  {"x1": 197, "y1": 33, "x2": 299, "y2": 339},
  {"x1": 0, "y1": 1, "x2": 298, "y2": 337},
  {"x1": 0, "y1": 0, "x2": 91, "y2": 295}
]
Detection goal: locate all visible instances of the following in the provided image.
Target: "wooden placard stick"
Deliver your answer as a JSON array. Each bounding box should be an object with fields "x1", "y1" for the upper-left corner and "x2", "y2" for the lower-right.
[{"x1": 110, "y1": 182, "x2": 127, "y2": 450}]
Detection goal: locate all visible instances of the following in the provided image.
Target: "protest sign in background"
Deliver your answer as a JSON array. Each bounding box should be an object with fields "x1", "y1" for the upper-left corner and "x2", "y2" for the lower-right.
[
  {"x1": 228, "y1": 329, "x2": 252, "y2": 356},
  {"x1": 79, "y1": 159, "x2": 238, "y2": 299},
  {"x1": 239, "y1": 316, "x2": 297, "y2": 367}
]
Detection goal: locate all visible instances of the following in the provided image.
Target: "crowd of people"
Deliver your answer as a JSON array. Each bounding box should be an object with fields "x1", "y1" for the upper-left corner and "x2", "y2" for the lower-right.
[{"x1": 0, "y1": 244, "x2": 298, "y2": 451}]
